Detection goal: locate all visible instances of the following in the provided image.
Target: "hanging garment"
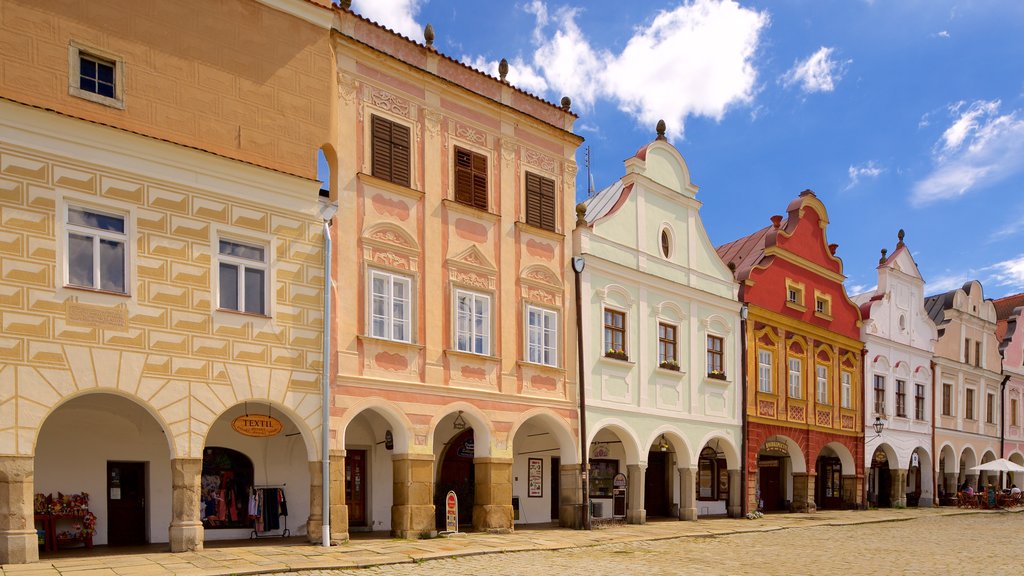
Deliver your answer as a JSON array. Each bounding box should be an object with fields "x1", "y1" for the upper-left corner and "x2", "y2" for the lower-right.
[
  {"x1": 248, "y1": 491, "x2": 258, "y2": 518},
  {"x1": 263, "y1": 488, "x2": 280, "y2": 531},
  {"x1": 279, "y1": 490, "x2": 288, "y2": 517}
]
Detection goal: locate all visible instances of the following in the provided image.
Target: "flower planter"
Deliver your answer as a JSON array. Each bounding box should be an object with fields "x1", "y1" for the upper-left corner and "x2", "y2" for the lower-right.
[
  {"x1": 707, "y1": 371, "x2": 727, "y2": 380},
  {"x1": 659, "y1": 362, "x2": 680, "y2": 371},
  {"x1": 604, "y1": 351, "x2": 629, "y2": 361}
]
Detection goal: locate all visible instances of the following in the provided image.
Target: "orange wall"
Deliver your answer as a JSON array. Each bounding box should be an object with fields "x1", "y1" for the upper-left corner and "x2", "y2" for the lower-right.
[{"x1": 0, "y1": 0, "x2": 333, "y2": 178}]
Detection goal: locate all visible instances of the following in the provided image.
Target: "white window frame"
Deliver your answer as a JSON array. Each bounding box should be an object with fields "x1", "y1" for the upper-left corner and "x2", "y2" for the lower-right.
[
  {"x1": 526, "y1": 305, "x2": 558, "y2": 367},
  {"x1": 68, "y1": 41, "x2": 125, "y2": 109},
  {"x1": 453, "y1": 289, "x2": 491, "y2": 355},
  {"x1": 369, "y1": 269, "x2": 412, "y2": 343},
  {"x1": 789, "y1": 357, "x2": 803, "y2": 399},
  {"x1": 841, "y1": 371, "x2": 853, "y2": 409},
  {"x1": 757, "y1": 349, "x2": 773, "y2": 393},
  {"x1": 217, "y1": 237, "x2": 268, "y2": 315},
  {"x1": 65, "y1": 203, "x2": 129, "y2": 294},
  {"x1": 816, "y1": 364, "x2": 829, "y2": 404}
]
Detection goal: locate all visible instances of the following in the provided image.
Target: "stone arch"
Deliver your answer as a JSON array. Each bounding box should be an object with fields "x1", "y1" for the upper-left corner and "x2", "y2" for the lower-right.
[
  {"x1": 336, "y1": 397, "x2": 415, "y2": 454},
  {"x1": 692, "y1": 431, "x2": 741, "y2": 470},
  {"x1": 587, "y1": 418, "x2": 642, "y2": 465},
  {"x1": 644, "y1": 425, "x2": 692, "y2": 469},
  {"x1": 508, "y1": 407, "x2": 578, "y2": 465},
  {"x1": 938, "y1": 443, "x2": 958, "y2": 474},
  {"x1": 869, "y1": 442, "x2": 900, "y2": 469},
  {"x1": 959, "y1": 445, "x2": 978, "y2": 470},
  {"x1": 318, "y1": 143, "x2": 337, "y2": 197},
  {"x1": 427, "y1": 402, "x2": 493, "y2": 458},
  {"x1": 821, "y1": 441, "x2": 856, "y2": 472},
  {"x1": 203, "y1": 399, "x2": 319, "y2": 462},
  {"x1": 761, "y1": 434, "x2": 807, "y2": 473}
]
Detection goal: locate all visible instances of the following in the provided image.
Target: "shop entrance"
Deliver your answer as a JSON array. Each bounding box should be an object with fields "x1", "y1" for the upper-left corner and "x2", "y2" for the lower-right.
[
  {"x1": 644, "y1": 451, "x2": 670, "y2": 517},
  {"x1": 550, "y1": 456, "x2": 560, "y2": 521},
  {"x1": 435, "y1": 429, "x2": 474, "y2": 529},
  {"x1": 345, "y1": 450, "x2": 367, "y2": 527},
  {"x1": 106, "y1": 462, "x2": 146, "y2": 546},
  {"x1": 758, "y1": 458, "x2": 783, "y2": 511},
  {"x1": 871, "y1": 449, "x2": 892, "y2": 508},
  {"x1": 814, "y1": 456, "x2": 843, "y2": 510}
]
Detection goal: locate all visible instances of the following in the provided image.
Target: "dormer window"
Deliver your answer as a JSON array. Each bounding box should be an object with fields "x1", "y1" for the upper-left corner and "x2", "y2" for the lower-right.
[{"x1": 785, "y1": 279, "x2": 806, "y2": 311}]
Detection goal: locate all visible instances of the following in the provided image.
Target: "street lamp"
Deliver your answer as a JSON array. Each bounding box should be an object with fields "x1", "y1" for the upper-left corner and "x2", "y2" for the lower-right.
[{"x1": 873, "y1": 417, "x2": 885, "y2": 435}]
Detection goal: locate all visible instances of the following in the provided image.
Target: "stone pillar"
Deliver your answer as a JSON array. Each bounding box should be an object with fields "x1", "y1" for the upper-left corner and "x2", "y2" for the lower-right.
[
  {"x1": 392, "y1": 453, "x2": 435, "y2": 539},
  {"x1": 891, "y1": 469, "x2": 908, "y2": 508},
  {"x1": 473, "y1": 457, "x2": 513, "y2": 533},
  {"x1": 306, "y1": 460, "x2": 323, "y2": 543},
  {"x1": 626, "y1": 463, "x2": 646, "y2": 524},
  {"x1": 747, "y1": 469, "x2": 759, "y2": 513},
  {"x1": 169, "y1": 458, "x2": 203, "y2": 553},
  {"x1": 727, "y1": 469, "x2": 742, "y2": 518},
  {"x1": 678, "y1": 466, "x2": 696, "y2": 520},
  {"x1": 559, "y1": 464, "x2": 582, "y2": 528},
  {"x1": 328, "y1": 450, "x2": 348, "y2": 544},
  {"x1": 0, "y1": 456, "x2": 37, "y2": 564},
  {"x1": 791, "y1": 472, "x2": 816, "y2": 512}
]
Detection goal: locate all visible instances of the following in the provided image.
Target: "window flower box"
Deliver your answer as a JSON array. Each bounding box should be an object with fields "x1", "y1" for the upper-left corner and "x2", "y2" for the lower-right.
[
  {"x1": 605, "y1": 349, "x2": 629, "y2": 361},
  {"x1": 707, "y1": 370, "x2": 727, "y2": 381},
  {"x1": 659, "y1": 360, "x2": 680, "y2": 371}
]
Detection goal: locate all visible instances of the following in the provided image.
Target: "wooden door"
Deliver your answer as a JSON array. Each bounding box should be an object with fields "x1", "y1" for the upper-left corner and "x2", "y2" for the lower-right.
[
  {"x1": 644, "y1": 452, "x2": 669, "y2": 517},
  {"x1": 107, "y1": 461, "x2": 146, "y2": 546},
  {"x1": 758, "y1": 459, "x2": 782, "y2": 511},
  {"x1": 345, "y1": 450, "x2": 367, "y2": 527},
  {"x1": 550, "y1": 457, "x2": 560, "y2": 521}
]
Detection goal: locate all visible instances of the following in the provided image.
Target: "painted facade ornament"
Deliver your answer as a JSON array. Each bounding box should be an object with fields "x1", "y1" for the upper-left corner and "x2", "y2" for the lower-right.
[
  {"x1": 455, "y1": 123, "x2": 487, "y2": 146},
  {"x1": 338, "y1": 73, "x2": 357, "y2": 104},
  {"x1": 449, "y1": 269, "x2": 494, "y2": 290},
  {"x1": 369, "y1": 87, "x2": 412, "y2": 117},
  {"x1": 522, "y1": 148, "x2": 556, "y2": 173},
  {"x1": 424, "y1": 109, "x2": 442, "y2": 137},
  {"x1": 500, "y1": 139, "x2": 516, "y2": 166}
]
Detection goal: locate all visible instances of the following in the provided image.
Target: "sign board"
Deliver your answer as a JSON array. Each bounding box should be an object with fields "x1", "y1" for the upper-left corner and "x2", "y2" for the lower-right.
[
  {"x1": 445, "y1": 490, "x2": 458, "y2": 533},
  {"x1": 613, "y1": 472, "x2": 627, "y2": 488},
  {"x1": 385, "y1": 430, "x2": 394, "y2": 450},
  {"x1": 911, "y1": 452, "x2": 919, "y2": 468},
  {"x1": 762, "y1": 440, "x2": 788, "y2": 456},
  {"x1": 231, "y1": 414, "x2": 283, "y2": 437},
  {"x1": 528, "y1": 458, "x2": 543, "y2": 497}
]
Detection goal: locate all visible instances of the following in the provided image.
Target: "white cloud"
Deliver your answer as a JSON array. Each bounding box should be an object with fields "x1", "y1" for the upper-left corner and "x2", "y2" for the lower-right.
[
  {"x1": 912, "y1": 99, "x2": 1024, "y2": 205},
  {"x1": 461, "y1": 56, "x2": 550, "y2": 95},
  {"x1": 780, "y1": 46, "x2": 849, "y2": 93},
  {"x1": 988, "y1": 221, "x2": 1022, "y2": 243},
  {"x1": 923, "y1": 255, "x2": 1024, "y2": 297},
  {"x1": 351, "y1": 0, "x2": 423, "y2": 41},
  {"x1": 937, "y1": 30, "x2": 950, "y2": 38},
  {"x1": 991, "y1": 255, "x2": 1024, "y2": 291},
  {"x1": 845, "y1": 160, "x2": 884, "y2": 190},
  {"x1": 846, "y1": 283, "x2": 876, "y2": 297},
  {"x1": 531, "y1": 6, "x2": 608, "y2": 110},
  {"x1": 925, "y1": 271, "x2": 975, "y2": 294}
]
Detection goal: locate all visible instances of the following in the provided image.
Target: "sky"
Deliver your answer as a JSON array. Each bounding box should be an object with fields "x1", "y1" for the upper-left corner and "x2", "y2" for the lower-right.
[{"x1": 344, "y1": 0, "x2": 1024, "y2": 300}]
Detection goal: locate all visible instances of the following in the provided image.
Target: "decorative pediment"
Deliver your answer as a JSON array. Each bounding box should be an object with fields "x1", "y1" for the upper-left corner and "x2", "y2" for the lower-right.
[
  {"x1": 447, "y1": 244, "x2": 495, "y2": 272},
  {"x1": 656, "y1": 301, "x2": 686, "y2": 323},
  {"x1": 363, "y1": 223, "x2": 419, "y2": 253},
  {"x1": 520, "y1": 264, "x2": 560, "y2": 289},
  {"x1": 702, "y1": 314, "x2": 732, "y2": 335}
]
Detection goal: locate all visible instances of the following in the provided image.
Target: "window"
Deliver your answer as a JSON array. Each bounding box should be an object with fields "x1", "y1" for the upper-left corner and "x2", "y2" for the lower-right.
[
  {"x1": 915, "y1": 384, "x2": 926, "y2": 420},
  {"x1": 964, "y1": 338, "x2": 971, "y2": 364},
  {"x1": 66, "y1": 205, "x2": 127, "y2": 294},
  {"x1": 527, "y1": 305, "x2": 558, "y2": 367},
  {"x1": 370, "y1": 115, "x2": 411, "y2": 187},
  {"x1": 369, "y1": 269, "x2": 411, "y2": 342},
  {"x1": 454, "y1": 147, "x2": 487, "y2": 210},
  {"x1": 841, "y1": 371, "x2": 852, "y2": 409},
  {"x1": 69, "y1": 43, "x2": 123, "y2": 108},
  {"x1": 79, "y1": 53, "x2": 116, "y2": 99},
  {"x1": 975, "y1": 341, "x2": 982, "y2": 368},
  {"x1": 814, "y1": 293, "x2": 831, "y2": 316},
  {"x1": 942, "y1": 383, "x2": 952, "y2": 416},
  {"x1": 454, "y1": 290, "x2": 490, "y2": 355},
  {"x1": 660, "y1": 228, "x2": 672, "y2": 259},
  {"x1": 658, "y1": 323, "x2": 677, "y2": 367},
  {"x1": 965, "y1": 388, "x2": 975, "y2": 420},
  {"x1": 873, "y1": 375, "x2": 886, "y2": 415},
  {"x1": 696, "y1": 447, "x2": 728, "y2": 502},
  {"x1": 788, "y1": 358, "x2": 802, "y2": 398},
  {"x1": 218, "y1": 239, "x2": 267, "y2": 315},
  {"x1": 524, "y1": 172, "x2": 556, "y2": 232},
  {"x1": 707, "y1": 335, "x2": 724, "y2": 377},
  {"x1": 895, "y1": 379, "x2": 906, "y2": 417},
  {"x1": 816, "y1": 365, "x2": 829, "y2": 404},
  {"x1": 603, "y1": 309, "x2": 626, "y2": 358},
  {"x1": 1012, "y1": 398, "x2": 1019, "y2": 427},
  {"x1": 589, "y1": 459, "x2": 618, "y2": 498},
  {"x1": 986, "y1": 392, "x2": 995, "y2": 424},
  {"x1": 757, "y1": 349, "x2": 773, "y2": 392},
  {"x1": 788, "y1": 287, "x2": 801, "y2": 303}
]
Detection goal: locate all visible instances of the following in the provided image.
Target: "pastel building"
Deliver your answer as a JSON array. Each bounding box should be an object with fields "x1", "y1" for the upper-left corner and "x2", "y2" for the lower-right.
[
  {"x1": 926, "y1": 282, "x2": 1002, "y2": 495},
  {"x1": 328, "y1": 9, "x2": 583, "y2": 539},
  {"x1": 994, "y1": 293, "x2": 1024, "y2": 486},
  {"x1": 852, "y1": 232, "x2": 937, "y2": 507},
  {"x1": 718, "y1": 191, "x2": 864, "y2": 513},
  {"x1": 575, "y1": 126, "x2": 743, "y2": 523},
  {"x1": 0, "y1": 0, "x2": 336, "y2": 563}
]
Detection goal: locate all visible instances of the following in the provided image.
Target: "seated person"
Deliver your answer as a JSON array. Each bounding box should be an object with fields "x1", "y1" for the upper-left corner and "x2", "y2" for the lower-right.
[
  {"x1": 964, "y1": 485, "x2": 974, "y2": 496},
  {"x1": 1011, "y1": 484, "x2": 1021, "y2": 496}
]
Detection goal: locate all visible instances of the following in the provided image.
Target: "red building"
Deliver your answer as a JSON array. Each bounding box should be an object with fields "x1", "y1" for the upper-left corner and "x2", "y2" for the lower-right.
[{"x1": 718, "y1": 190, "x2": 864, "y2": 512}]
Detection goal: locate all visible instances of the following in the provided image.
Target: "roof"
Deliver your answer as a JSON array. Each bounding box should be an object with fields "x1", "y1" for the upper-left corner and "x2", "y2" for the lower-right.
[
  {"x1": 993, "y1": 293, "x2": 1024, "y2": 341},
  {"x1": 923, "y1": 289, "x2": 956, "y2": 327},
  {"x1": 582, "y1": 180, "x2": 629, "y2": 224},
  {"x1": 715, "y1": 222, "x2": 777, "y2": 282}
]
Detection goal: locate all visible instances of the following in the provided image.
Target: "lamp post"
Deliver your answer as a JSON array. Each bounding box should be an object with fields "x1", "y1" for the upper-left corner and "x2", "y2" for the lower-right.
[
  {"x1": 318, "y1": 198, "x2": 338, "y2": 548},
  {"x1": 572, "y1": 255, "x2": 589, "y2": 530}
]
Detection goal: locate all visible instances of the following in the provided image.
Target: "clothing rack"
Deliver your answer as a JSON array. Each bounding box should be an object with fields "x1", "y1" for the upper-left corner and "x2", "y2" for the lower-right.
[{"x1": 249, "y1": 484, "x2": 290, "y2": 539}]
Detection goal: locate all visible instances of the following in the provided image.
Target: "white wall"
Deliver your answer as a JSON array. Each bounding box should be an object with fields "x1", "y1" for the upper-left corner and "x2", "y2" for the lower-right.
[
  {"x1": 344, "y1": 412, "x2": 394, "y2": 531},
  {"x1": 512, "y1": 421, "x2": 562, "y2": 524},
  {"x1": 35, "y1": 394, "x2": 172, "y2": 545}
]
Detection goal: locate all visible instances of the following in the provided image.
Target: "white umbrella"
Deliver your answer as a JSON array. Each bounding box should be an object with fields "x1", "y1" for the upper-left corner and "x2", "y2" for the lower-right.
[{"x1": 969, "y1": 458, "x2": 1024, "y2": 473}]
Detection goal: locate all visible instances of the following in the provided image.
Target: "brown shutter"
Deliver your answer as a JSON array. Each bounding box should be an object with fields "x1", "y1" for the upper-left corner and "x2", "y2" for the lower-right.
[
  {"x1": 371, "y1": 115, "x2": 392, "y2": 182},
  {"x1": 471, "y1": 152, "x2": 487, "y2": 210},
  {"x1": 454, "y1": 148, "x2": 474, "y2": 204},
  {"x1": 525, "y1": 172, "x2": 542, "y2": 228},
  {"x1": 391, "y1": 121, "x2": 411, "y2": 187},
  {"x1": 539, "y1": 175, "x2": 556, "y2": 231}
]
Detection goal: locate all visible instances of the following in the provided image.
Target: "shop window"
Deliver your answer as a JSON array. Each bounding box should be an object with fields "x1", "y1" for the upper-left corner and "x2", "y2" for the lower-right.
[
  {"x1": 370, "y1": 114, "x2": 411, "y2": 187},
  {"x1": 66, "y1": 205, "x2": 128, "y2": 294},
  {"x1": 658, "y1": 322, "x2": 678, "y2": 370},
  {"x1": 697, "y1": 447, "x2": 728, "y2": 502},
  {"x1": 707, "y1": 335, "x2": 725, "y2": 379},
  {"x1": 454, "y1": 147, "x2": 487, "y2": 210},
  {"x1": 841, "y1": 371, "x2": 853, "y2": 409},
  {"x1": 369, "y1": 269, "x2": 412, "y2": 342},
  {"x1": 218, "y1": 238, "x2": 267, "y2": 315},
  {"x1": 915, "y1": 384, "x2": 926, "y2": 420},
  {"x1": 604, "y1": 308, "x2": 627, "y2": 360},
  {"x1": 589, "y1": 459, "x2": 619, "y2": 498},
  {"x1": 524, "y1": 171, "x2": 556, "y2": 232},
  {"x1": 789, "y1": 357, "x2": 802, "y2": 398},
  {"x1": 757, "y1": 349, "x2": 772, "y2": 392},
  {"x1": 201, "y1": 447, "x2": 254, "y2": 529},
  {"x1": 942, "y1": 383, "x2": 952, "y2": 416},
  {"x1": 896, "y1": 379, "x2": 906, "y2": 417},
  {"x1": 526, "y1": 305, "x2": 558, "y2": 367},
  {"x1": 454, "y1": 289, "x2": 490, "y2": 355}
]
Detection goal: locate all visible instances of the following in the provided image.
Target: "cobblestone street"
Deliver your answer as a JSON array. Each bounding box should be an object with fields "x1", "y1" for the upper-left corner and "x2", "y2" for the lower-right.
[{"x1": 279, "y1": 513, "x2": 1023, "y2": 576}]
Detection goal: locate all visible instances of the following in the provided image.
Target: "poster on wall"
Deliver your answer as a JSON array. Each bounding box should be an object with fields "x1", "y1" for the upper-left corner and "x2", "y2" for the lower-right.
[{"x1": 528, "y1": 458, "x2": 543, "y2": 497}]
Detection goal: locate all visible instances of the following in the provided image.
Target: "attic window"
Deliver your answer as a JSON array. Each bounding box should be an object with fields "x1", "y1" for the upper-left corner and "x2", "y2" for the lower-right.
[{"x1": 660, "y1": 227, "x2": 672, "y2": 259}]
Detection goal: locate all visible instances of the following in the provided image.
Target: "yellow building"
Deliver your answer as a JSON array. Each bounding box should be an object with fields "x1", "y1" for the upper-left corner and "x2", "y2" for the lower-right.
[
  {"x1": 326, "y1": 9, "x2": 584, "y2": 539},
  {"x1": 0, "y1": 0, "x2": 336, "y2": 563}
]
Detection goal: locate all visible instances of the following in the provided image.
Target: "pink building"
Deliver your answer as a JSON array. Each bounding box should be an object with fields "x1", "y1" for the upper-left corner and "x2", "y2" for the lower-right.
[{"x1": 995, "y1": 293, "x2": 1024, "y2": 486}]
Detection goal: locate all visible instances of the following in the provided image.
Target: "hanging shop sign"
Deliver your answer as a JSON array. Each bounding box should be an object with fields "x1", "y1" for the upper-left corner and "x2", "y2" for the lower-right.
[
  {"x1": 385, "y1": 430, "x2": 394, "y2": 450},
  {"x1": 232, "y1": 414, "x2": 283, "y2": 437},
  {"x1": 762, "y1": 440, "x2": 788, "y2": 456}
]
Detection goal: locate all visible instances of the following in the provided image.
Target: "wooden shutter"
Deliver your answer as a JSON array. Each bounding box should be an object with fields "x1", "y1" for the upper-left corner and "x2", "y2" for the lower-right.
[
  {"x1": 539, "y1": 175, "x2": 556, "y2": 231},
  {"x1": 454, "y1": 147, "x2": 488, "y2": 210},
  {"x1": 371, "y1": 115, "x2": 411, "y2": 187},
  {"x1": 471, "y1": 152, "x2": 487, "y2": 210},
  {"x1": 525, "y1": 172, "x2": 543, "y2": 228}
]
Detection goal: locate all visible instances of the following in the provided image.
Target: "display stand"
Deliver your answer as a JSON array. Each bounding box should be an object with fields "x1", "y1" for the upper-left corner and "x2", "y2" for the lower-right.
[
  {"x1": 250, "y1": 484, "x2": 290, "y2": 539},
  {"x1": 34, "y1": 493, "x2": 96, "y2": 552}
]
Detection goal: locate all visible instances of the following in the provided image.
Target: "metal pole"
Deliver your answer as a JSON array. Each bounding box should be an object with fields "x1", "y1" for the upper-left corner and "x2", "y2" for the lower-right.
[
  {"x1": 321, "y1": 217, "x2": 333, "y2": 547},
  {"x1": 739, "y1": 305, "x2": 748, "y2": 517},
  {"x1": 574, "y1": 260, "x2": 590, "y2": 530}
]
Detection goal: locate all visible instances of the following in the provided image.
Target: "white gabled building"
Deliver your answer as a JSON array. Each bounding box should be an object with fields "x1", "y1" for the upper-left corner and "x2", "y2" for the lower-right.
[
  {"x1": 573, "y1": 124, "x2": 743, "y2": 523},
  {"x1": 853, "y1": 232, "x2": 937, "y2": 507}
]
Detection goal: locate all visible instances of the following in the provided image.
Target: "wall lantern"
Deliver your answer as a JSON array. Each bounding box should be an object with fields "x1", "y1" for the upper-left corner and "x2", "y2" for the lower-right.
[
  {"x1": 872, "y1": 416, "x2": 885, "y2": 435},
  {"x1": 658, "y1": 434, "x2": 670, "y2": 452},
  {"x1": 452, "y1": 410, "x2": 467, "y2": 431}
]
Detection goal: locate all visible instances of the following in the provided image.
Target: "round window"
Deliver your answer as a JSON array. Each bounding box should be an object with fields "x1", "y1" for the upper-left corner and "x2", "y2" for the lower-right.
[
  {"x1": 898, "y1": 314, "x2": 906, "y2": 331},
  {"x1": 660, "y1": 228, "x2": 672, "y2": 258}
]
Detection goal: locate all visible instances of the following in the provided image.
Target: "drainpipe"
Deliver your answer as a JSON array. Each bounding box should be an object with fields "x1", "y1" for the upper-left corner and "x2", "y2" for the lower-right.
[
  {"x1": 319, "y1": 199, "x2": 338, "y2": 547},
  {"x1": 572, "y1": 254, "x2": 590, "y2": 530},
  {"x1": 863, "y1": 347, "x2": 870, "y2": 509},
  {"x1": 931, "y1": 360, "x2": 937, "y2": 505},
  {"x1": 739, "y1": 304, "x2": 748, "y2": 516},
  {"x1": 1000, "y1": 353, "x2": 1010, "y2": 489}
]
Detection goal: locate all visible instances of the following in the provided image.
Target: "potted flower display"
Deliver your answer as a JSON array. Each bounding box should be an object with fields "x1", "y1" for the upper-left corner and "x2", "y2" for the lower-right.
[
  {"x1": 659, "y1": 359, "x2": 680, "y2": 371},
  {"x1": 708, "y1": 369, "x2": 727, "y2": 380},
  {"x1": 605, "y1": 348, "x2": 629, "y2": 361}
]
